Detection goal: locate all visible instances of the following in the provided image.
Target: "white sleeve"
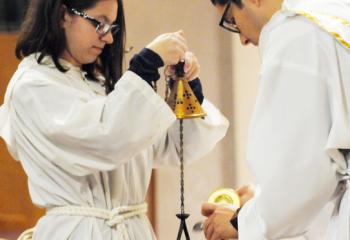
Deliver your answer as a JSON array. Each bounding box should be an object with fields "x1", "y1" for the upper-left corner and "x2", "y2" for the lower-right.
[
  {"x1": 152, "y1": 99, "x2": 229, "y2": 168},
  {"x1": 11, "y1": 70, "x2": 176, "y2": 176},
  {"x1": 238, "y1": 27, "x2": 339, "y2": 239}
]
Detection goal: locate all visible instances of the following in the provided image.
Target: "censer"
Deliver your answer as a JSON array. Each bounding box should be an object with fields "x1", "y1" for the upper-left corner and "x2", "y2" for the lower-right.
[{"x1": 165, "y1": 61, "x2": 206, "y2": 239}]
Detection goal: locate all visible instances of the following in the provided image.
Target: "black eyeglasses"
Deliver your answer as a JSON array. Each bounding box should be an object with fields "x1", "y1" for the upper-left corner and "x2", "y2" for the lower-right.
[
  {"x1": 70, "y1": 8, "x2": 120, "y2": 37},
  {"x1": 219, "y1": 1, "x2": 240, "y2": 33}
]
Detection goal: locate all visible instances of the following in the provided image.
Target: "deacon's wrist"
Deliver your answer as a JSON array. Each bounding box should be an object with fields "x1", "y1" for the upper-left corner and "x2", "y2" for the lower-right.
[{"x1": 230, "y1": 207, "x2": 241, "y2": 231}]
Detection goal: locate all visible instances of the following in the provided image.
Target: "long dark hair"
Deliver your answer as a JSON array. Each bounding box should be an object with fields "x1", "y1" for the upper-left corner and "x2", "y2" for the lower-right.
[{"x1": 15, "y1": 0, "x2": 126, "y2": 94}]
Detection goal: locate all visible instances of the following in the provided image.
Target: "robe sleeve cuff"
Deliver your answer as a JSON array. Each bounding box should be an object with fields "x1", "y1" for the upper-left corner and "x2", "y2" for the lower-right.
[
  {"x1": 238, "y1": 196, "x2": 267, "y2": 240},
  {"x1": 188, "y1": 78, "x2": 204, "y2": 104},
  {"x1": 128, "y1": 48, "x2": 164, "y2": 86}
]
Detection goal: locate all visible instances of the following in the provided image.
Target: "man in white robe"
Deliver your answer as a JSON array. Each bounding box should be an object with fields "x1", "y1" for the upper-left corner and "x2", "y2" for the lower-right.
[{"x1": 202, "y1": 0, "x2": 350, "y2": 239}]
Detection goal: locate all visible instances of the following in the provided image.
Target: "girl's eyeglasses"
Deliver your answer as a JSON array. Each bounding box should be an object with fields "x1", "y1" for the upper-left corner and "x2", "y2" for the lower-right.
[{"x1": 70, "y1": 8, "x2": 120, "y2": 36}]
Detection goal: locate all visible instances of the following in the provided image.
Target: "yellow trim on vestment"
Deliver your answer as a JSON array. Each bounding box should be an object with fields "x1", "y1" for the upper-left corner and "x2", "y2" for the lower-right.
[{"x1": 288, "y1": 9, "x2": 350, "y2": 50}]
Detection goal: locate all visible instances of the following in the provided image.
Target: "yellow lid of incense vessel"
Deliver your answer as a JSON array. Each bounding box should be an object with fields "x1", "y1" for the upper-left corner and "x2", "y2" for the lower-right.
[{"x1": 208, "y1": 188, "x2": 240, "y2": 207}]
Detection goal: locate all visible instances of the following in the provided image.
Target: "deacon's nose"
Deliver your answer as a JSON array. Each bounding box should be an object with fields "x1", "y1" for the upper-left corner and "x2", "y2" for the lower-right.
[{"x1": 240, "y1": 34, "x2": 250, "y2": 46}]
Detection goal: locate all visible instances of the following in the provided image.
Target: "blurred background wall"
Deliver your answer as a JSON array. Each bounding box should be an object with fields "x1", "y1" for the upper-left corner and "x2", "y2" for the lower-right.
[{"x1": 0, "y1": 1, "x2": 45, "y2": 239}]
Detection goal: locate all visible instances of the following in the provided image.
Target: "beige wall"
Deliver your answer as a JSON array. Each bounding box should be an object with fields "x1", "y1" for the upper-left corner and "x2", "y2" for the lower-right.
[{"x1": 231, "y1": 38, "x2": 260, "y2": 187}]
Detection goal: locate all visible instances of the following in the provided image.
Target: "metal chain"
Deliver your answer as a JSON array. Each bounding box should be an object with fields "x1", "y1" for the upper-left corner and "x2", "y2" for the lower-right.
[
  {"x1": 163, "y1": 68, "x2": 171, "y2": 101},
  {"x1": 164, "y1": 77, "x2": 170, "y2": 101},
  {"x1": 152, "y1": 80, "x2": 157, "y2": 92},
  {"x1": 179, "y1": 119, "x2": 185, "y2": 214}
]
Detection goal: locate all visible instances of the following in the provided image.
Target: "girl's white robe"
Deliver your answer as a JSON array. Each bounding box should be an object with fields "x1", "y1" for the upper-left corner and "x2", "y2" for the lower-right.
[{"x1": 0, "y1": 55, "x2": 229, "y2": 240}]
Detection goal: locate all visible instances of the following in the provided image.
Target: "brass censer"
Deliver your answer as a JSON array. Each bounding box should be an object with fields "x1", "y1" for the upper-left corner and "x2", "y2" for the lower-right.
[{"x1": 165, "y1": 61, "x2": 206, "y2": 240}]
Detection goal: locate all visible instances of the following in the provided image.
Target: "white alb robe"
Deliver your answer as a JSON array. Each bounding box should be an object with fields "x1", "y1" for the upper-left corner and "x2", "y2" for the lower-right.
[
  {"x1": 0, "y1": 54, "x2": 229, "y2": 240},
  {"x1": 238, "y1": 0, "x2": 350, "y2": 239}
]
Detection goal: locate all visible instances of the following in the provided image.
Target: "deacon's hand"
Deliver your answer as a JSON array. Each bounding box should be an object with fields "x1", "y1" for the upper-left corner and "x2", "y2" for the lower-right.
[
  {"x1": 200, "y1": 184, "x2": 255, "y2": 240},
  {"x1": 202, "y1": 203, "x2": 238, "y2": 240},
  {"x1": 236, "y1": 184, "x2": 254, "y2": 206}
]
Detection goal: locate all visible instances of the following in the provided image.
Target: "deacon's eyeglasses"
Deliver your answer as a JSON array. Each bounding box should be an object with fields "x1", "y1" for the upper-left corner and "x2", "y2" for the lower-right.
[
  {"x1": 70, "y1": 8, "x2": 120, "y2": 37},
  {"x1": 219, "y1": 1, "x2": 240, "y2": 33}
]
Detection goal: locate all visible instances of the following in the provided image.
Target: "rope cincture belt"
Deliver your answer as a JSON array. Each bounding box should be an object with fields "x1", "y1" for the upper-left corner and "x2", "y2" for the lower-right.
[{"x1": 47, "y1": 202, "x2": 148, "y2": 240}]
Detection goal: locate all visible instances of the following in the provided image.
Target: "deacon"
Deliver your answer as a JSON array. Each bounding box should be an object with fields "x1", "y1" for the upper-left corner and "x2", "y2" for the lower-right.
[{"x1": 202, "y1": 0, "x2": 350, "y2": 239}]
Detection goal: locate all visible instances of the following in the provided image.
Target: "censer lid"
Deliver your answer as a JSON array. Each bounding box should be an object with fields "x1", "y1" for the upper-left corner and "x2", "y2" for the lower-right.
[{"x1": 208, "y1": 188, "x2": 241, "y2": 207}]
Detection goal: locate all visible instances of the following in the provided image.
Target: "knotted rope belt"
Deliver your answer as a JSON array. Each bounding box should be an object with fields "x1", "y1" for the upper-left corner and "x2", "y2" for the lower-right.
[{"x1": 47, "y1": 203, "x2": 148, "y2": 240}]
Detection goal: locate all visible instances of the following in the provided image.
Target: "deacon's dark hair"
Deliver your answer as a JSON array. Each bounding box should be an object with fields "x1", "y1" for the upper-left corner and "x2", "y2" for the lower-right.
[
  {"x1": 16, "y1": 0, "x2": 126, "y2": 94},
  {"x1": 210, "y1": 0, "x2": 243, "y2": 7}
]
